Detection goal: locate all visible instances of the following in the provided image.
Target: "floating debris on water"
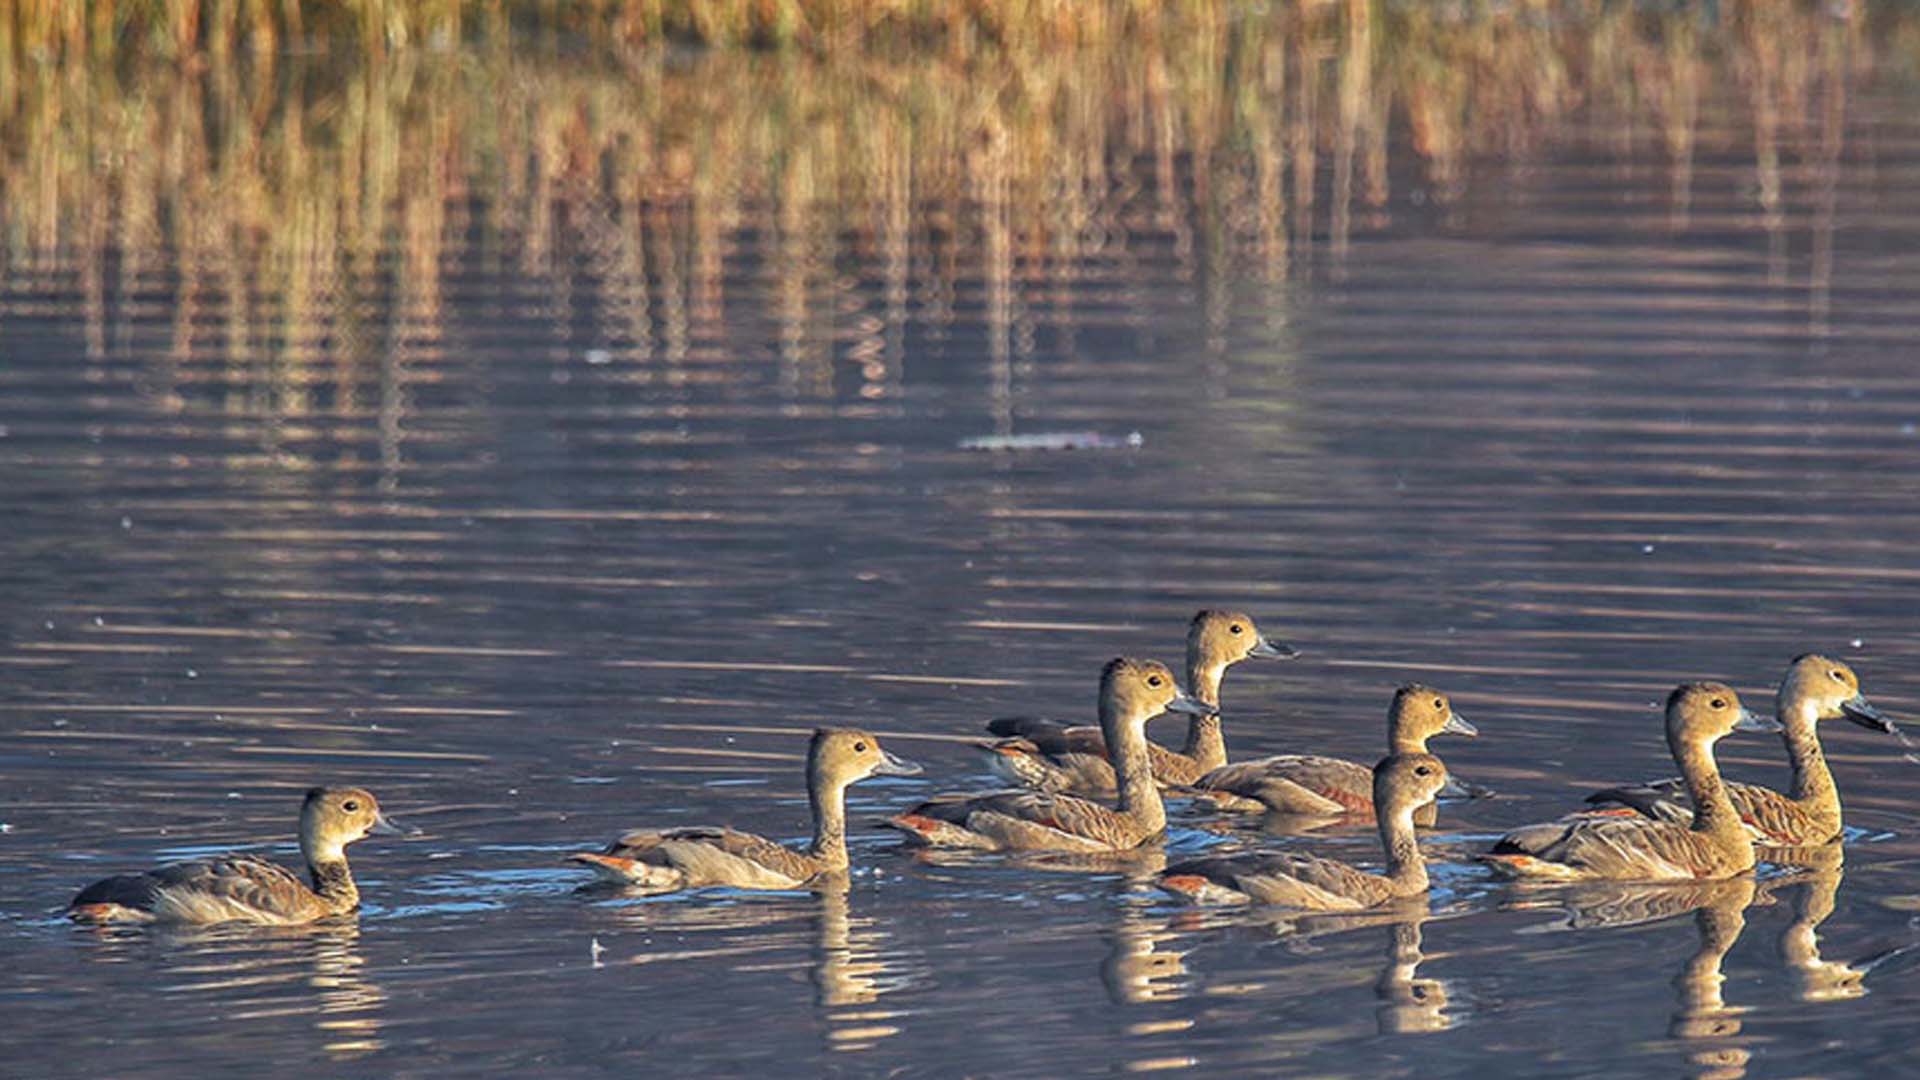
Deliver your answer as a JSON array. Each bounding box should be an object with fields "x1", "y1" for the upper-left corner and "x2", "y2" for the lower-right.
[{"x1": 958, "y1": 431, "x2": 1144, "y2": 452}]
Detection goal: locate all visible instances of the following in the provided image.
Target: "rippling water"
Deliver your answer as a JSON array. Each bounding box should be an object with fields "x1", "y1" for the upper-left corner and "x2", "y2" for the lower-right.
[{"x1": 7, "y1": 6, "x2": 1920, "y2": 1076}]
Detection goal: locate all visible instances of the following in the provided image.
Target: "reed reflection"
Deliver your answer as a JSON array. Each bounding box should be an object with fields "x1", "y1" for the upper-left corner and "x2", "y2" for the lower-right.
[{"x1": 0, "y1": 2, "x2": 1885, "y2": 454}]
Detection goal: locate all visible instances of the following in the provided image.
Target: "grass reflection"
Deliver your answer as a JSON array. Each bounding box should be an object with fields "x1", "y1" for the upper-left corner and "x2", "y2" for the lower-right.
[{"x1": 0, "y1": 2, "x2": 1889, "y2": 438}]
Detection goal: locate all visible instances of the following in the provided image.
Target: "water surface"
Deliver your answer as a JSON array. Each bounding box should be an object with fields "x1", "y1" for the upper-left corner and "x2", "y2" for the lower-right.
[{"x1": 6, "y1": 7, "x2": 1920, "y2": 1076}]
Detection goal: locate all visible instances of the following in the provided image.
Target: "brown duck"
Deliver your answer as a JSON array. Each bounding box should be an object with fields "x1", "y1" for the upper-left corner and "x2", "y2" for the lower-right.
[
  {"x1": 977, "y1": 610, "x2": 1294, "y2": 796},
  {"x1": 1189, "y1": 683, "x2": 1476, "y2": 820},
  {"x1": 1157, "y1": 752, "x2": 1453, "y2": 908},
  {"x1": 67, "y1": 787, "x2": 410, "y2": 926},
  {"x1": 1584, "y1": 655, "x2": 1897, "y2": 847},
  {"x1": 889, "y1": 657, "x2": 1213, "y2": 852},
  {"x1": 1482, "y1": 683, "x2": 1780, "y2": 881},
  {"x1": 569, "y1": 727, "x2": 920, "y2": 892}
]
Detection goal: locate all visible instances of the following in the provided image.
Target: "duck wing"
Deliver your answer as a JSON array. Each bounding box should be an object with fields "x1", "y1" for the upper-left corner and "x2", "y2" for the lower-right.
[
  {"x1": 601, "y1": 826, "x2": 817, "y2": 888},
  {"x1": 1485, "y1": 816, "x2": 1742, "y2": 881},
  {"x1": 1193, "y1": 755, "x2": 1360, "y2": 815},
  {"x1": 895, "y1": 790, "x2": 1154, "y2": 852},
  {"x1": 985, "y1": 717, "x2": 1106, "y2": 754},
  {"x1": 1166, "y1": 851, "x2": 1390, "y2": 909},
  {"x1": 1585, "y1": 779, "x2": 1824, "y2": 845},
  {"x1": 73, "y1": 854, "x2": 323, "y2": 924}
]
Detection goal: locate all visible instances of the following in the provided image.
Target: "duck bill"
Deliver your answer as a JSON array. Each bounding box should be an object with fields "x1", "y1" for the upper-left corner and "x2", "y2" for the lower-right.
[
  {"x1": 871, "y1": 749, "x2": 924, "y2": 777},
  {"x1": 1438, "y1": 776, "x2": 1474, "y2": 799},
  {"x1": 1249, "y1": 637, "x2": 1300, "y2": 660},
  {"x1": 1442, "y1": 711, "x2": 1478, "y2": 737},
  {"x1": 1841, "y1": 694, "x2": 1899, "y2": 735},
  {"x1": 368, "y1": 812, "x2": 419, "y2": 837},
  {"x1": 1164, "y1": 690, "x2": 1219, "y2": 717},
  {"x1": 1732, "y1": 707, "x2": 1784, "y2": 735}
]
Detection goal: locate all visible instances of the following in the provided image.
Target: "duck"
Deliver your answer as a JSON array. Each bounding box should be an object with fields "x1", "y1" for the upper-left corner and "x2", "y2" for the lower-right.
[
  {"x1": 569, "y1": 727, "x2": 920, "y2": 892},
  {"x1": 67, "y1": 786, "x2": 409, "y2": 925},
  {"x1": 1188, "y1": 683, "x2": 1476, "y2": 819},
  {"x1": 978, "y1": 609, "x2": 1295, "y2": 796},
  {"x1": 1481, "y1": 683, "x2": 1781, "y2": 881},
  {"x1": 1156, "y1": 752, "x2": 1453, "y2": 908},
  {"x1": 888, "y1": 657, "x2": 1213, "y2": 852},
  {"x1": 1583, "y1": 655, "x2": 1897, "y2": 847}
]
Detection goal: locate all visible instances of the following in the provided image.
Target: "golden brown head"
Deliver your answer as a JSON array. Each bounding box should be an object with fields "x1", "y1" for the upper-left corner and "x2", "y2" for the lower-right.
[
  {"x1": 1100, "y1": 657, "x2": 1215, "y2": 728},
  {"x1": 1664, "y1": 682, "x2": 1779, "y2": 752},
  {"x1": 808, "y1": 727, "x2": 922, "y2": 787},
  {"x1": 300, "y1": 786, "x2": 407, "y2": 860},
  {"x1": 1371, "y1": 752, "x2": 1453, "y2": 815},
  {"x1": 1781, "y1": 654, "x2": 1896, "y2": 734},
  {"x1": 1388, "y1": 684, "x2": 1477, "y2": 744},
  {"x1": 1188, "y1": 609, "x2": 1298, "y2": 668}
]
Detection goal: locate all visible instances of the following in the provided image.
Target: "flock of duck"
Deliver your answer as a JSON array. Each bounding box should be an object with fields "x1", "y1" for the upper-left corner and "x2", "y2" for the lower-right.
[{"x1": 64, "y1": 610, "x2": 1901, "y2": 927}]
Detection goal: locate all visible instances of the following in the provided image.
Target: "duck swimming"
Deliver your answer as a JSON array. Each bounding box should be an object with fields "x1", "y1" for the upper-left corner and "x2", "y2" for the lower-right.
[
  {"x1": 67, "y1": 786, "x2": 409, "y2": 926},
  {"x1": 1157, "y1": 752, "x2": 1453, "y2": 908},
  {"x1": 979, "y1": 610, "x2": 1294, "y2": 796},
  {"x1": 1188, "y1": 683, "x2": 1475, "y2": 818},
  {"x1": 890, "y1": 657, "x2": 1213, "y2": 852},
  {"x1": 569, "y1": 727, "x2": 920, "y2": 892},
  {"x1": 1584, "y1": 655, "x2": 1897, "y2": 847},
  {"x1": 1482, "y1": 683, "x2": 1781, "y2": 881}
]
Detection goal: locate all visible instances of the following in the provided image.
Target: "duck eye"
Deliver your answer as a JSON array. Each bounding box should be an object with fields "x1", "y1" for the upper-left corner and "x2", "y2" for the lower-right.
[
  {"x1": 1229, "y1": 624, "x2": 1243, "y2": 635},
  {"x1": 1830, "y1": 670, "x2": 1846, "y2": 682},
  {"x1": 1433, "y1": 698, "x2": 1444, "y2": 710},
  {"x1": 853, "y1": 742, "x2": 866, "y2": 752},
  {"x1": 1710, "y1": 698, "x2": 1726, "y2": 710},
  {"x1": 1147, "y1": 675, "x2": 1163, "y2": 687},
  {"x1": 342, "y1": 800, "x2": 359, "y2": 812},
  {"x1": 1415, "y1": 766, "x2": 1431, "y2": 776}
]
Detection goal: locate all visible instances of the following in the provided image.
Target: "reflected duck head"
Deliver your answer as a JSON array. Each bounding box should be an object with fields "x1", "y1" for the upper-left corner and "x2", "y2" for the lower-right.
[
  {"x1": 1781, "y1": 653, "x2": 1897, "y2": 735},
  {"x1": 809, "y1": 727, "x2": 921, "y2": 787}
]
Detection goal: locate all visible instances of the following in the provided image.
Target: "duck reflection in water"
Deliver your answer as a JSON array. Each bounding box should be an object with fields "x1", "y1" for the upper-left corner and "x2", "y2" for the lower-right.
[
  {"x1": 305, "y1": 923, "x2": 390, "y2": 1059},
  {"x1": 1101, "y1": 898, "x2": 1192, "y2": 1006},
  {"x1": 810, "y1": 875, "x2": 919, "y2": 1052},
  {"x1": 1508, "y1": 876, "x2": 1757, "y2": 1080},
  {"x1": 1761, "y1": 842, "x2": 1914, "y2": 1003},
  {"x1": 78, "y1": 920, "x2": 390, "y2": 1059},
  {"x1": 591, "y1": 877, "x2": 921, "y2": 1053},
  {"x1": 1375, "y1": 916, "x2": 1456, "y2": 1035}
]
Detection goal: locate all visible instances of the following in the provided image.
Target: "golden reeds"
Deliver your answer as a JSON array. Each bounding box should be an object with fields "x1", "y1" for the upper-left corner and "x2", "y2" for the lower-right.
[{"x1": 0, "y1": 1, "x2": 1894, "y2": 436}]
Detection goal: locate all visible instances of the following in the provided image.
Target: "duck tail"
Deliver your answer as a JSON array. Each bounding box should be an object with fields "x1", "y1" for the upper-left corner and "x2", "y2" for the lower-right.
[
  {"x1": 566, "y1": 852, "x2": 682, "y2": 891},
  {"x1": 1476, "y1": 852, "x2": 1585, "y2": 882},
  {"x1": 67, "y1": 902, "x2": 154, "y2": 924}
]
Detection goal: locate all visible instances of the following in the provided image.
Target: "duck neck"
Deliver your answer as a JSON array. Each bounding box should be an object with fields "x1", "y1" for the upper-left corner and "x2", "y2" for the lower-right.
[
  {"x1": 302, "y1": 840, "x2": 360, "y2": 913},
  {"x1": 1106, "y1": 706, "x2": 1167, "y2": 836},
  {"x1": 808, "y1": 774, "x2": 851, "y2": 869},
  {"x1": 1181, "y1": 656, "x2": 1228, "y2": 769},
  {"x1": 1378, "y1": 803, "x2": 1427, "y2": 895},
  {"x1": 1386, "y1": 717, "x2": 1429, "y2": 756},
  {"x1": 1781, "y1": 700, "x2": 1840, "y2": 823},
  {"x1": 1673, "y1": 734, "x2": 1741, "y2": 838}
]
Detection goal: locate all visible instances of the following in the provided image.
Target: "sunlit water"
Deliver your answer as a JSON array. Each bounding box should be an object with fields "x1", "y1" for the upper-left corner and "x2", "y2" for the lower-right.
[{"x1": 7, "y1": 9, "x2": 1920, "y2": 1076}]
